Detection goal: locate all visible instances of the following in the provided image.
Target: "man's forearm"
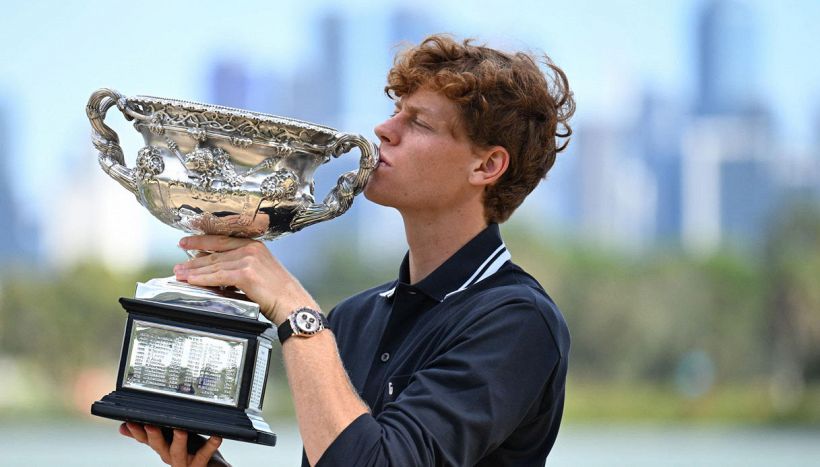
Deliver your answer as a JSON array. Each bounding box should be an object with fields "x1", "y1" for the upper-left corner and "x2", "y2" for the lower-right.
[{"x1": 283, "y1": 331, "x2": 369, "y2": 466}]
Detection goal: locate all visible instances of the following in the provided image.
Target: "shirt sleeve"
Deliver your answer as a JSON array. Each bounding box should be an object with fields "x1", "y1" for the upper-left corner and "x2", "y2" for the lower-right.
[{"x1": 314, "y1": 296, "x2": 565, "y2": 467}]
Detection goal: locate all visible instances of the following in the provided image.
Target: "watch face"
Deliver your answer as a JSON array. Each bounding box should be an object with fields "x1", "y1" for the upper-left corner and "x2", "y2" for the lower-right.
[{"x1": 295, "y1": 310, "x2": 321, "y2": 333}]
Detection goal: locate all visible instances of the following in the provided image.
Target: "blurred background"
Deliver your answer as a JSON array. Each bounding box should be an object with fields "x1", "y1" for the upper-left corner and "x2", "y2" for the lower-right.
[{"x1": 1, "y1": 0, "x2": 819, "y2": 465}]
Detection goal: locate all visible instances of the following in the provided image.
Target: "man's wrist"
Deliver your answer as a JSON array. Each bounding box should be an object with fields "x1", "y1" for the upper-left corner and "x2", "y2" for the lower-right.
[{"x1": 264, "y1": 296, "x2": 318, "y2": 325}]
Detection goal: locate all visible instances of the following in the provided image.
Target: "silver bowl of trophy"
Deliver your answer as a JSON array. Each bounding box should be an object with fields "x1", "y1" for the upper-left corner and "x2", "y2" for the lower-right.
[{"x1": 86, "y1": 88, "x2": 377, "y2": 446}]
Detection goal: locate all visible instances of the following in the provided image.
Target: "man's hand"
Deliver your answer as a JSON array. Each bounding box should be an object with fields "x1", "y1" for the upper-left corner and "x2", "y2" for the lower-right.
[
  {"x1": 119, "y1": 423, "x2": 229, "y2": 467},
  {"x1": 174, "y1": 235, "x2": 319, "y2": 324}
]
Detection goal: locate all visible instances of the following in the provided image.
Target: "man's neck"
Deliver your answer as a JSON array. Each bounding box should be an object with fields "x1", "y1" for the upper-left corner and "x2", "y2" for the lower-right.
[{"x1": 401, "y1": 207, "x2": 489, "y2": 285}]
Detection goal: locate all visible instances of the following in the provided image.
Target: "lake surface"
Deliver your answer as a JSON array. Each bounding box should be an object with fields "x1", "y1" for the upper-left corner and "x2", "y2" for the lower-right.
[{"x1": 1, "y1": 420, "x2": 818, "y2": 466}]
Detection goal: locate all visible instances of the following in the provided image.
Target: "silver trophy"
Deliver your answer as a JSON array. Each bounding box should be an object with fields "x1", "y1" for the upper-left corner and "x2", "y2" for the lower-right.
[{"x1": 86, "y1": 88, "x2": 378, "y2": 446}]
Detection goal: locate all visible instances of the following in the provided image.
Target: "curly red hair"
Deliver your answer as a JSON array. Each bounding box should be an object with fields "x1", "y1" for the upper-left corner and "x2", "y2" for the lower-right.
[{"x1": 386, "y1": 34, "x2": 575, "y2": 223}]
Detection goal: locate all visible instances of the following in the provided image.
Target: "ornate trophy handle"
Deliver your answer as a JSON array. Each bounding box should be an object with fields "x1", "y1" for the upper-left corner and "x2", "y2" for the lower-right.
[
  {"x1": 86, "y1": 88, "x2": 138, "y2": 195},
  {"x1": 289, "y1": 134, "x2": 379, "y2": 232}
]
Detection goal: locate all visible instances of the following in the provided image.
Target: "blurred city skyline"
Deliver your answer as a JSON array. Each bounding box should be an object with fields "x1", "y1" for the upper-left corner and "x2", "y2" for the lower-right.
[{"x1": 1, "y1": 0, "x2": 819, "y2": 271}]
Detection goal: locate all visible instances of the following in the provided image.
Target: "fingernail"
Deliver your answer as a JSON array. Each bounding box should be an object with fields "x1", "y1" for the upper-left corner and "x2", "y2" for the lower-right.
[{"x1": 179, "y1": 238, "x2": 188, "y2": 248}]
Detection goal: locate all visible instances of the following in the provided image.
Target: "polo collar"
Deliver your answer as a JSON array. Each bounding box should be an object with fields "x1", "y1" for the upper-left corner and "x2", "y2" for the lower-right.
[{"x1": 378, "y1": 224, "x2": 511, "y2": 302}]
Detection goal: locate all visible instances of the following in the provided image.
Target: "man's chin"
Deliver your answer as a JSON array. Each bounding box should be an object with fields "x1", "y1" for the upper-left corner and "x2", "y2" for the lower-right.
[{"x1": 363, "y1": 185, "x2": 394, "y2": 208}]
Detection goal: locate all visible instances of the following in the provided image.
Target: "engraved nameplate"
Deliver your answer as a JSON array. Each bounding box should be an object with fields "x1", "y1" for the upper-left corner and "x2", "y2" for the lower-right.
[{"x1": 123, "y1": 321, "x2": 247, "y2": 406}]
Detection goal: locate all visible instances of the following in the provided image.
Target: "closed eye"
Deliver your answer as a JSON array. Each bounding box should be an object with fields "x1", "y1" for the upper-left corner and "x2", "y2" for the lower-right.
[{"x1": 412, "y1": 118, "x2": 433, "y2": 131}]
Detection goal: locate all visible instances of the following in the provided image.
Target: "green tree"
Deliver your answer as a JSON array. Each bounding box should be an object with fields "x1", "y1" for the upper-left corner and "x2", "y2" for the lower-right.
[{"x1": 764, "y1": 201, "x2": 820, "y2": 409}]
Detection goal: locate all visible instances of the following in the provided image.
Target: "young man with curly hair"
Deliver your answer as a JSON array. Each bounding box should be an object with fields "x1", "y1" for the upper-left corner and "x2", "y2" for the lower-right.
[{"x1": 121, "y1": 34, "x2": 575, "y2": 467}]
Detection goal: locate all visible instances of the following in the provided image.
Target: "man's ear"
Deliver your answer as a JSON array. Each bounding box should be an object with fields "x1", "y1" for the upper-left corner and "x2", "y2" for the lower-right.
[{"x1": 470, "y1": 146, "x2": 509, "y2": 187}]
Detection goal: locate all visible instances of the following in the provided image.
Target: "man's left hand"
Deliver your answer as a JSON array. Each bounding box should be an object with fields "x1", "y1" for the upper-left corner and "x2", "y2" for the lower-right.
[{"x1": 119, "y1": 423, "x2": 229, "y2": 467}]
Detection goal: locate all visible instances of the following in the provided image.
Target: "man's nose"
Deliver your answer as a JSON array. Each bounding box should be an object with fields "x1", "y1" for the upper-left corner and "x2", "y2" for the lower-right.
[{"x1": 374, "y1": 118, "x2": 398, "y2": 145}]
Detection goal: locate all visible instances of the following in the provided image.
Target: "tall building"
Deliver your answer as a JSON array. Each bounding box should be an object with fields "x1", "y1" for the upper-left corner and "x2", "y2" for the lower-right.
[
  {"x1": 680, "y1": 116, "x2": 773, "y2": 254},
  {"x1": 0, "y1": 105, "x2": 16, "y2": 262},
  {"x1": 0, "y1": 102, "x2": 39, "y2": 264},
  {"x1": 575, "y1": 123, "x2": 658, "y2": 251},
  {"x1": 696, "y1": 0, "x2": 761, "y2": 116},
  {"x1": 636, "y1": 92, "x2": 686, "y2": 244},
  {"x1": 287, "y1": 11, "x2": 344, "y2": 127},
  {"x1": 681, "y1": 0, "x2": 776, "y2": 254}
]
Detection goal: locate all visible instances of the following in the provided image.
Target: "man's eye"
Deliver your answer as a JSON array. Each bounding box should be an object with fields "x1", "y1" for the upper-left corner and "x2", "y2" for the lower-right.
[{"x1": 413, "y1": 119, "x2": 432, "y2": 130}]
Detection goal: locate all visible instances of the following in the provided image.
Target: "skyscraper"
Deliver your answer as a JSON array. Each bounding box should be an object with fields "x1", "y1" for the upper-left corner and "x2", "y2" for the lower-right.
[
  {"x1": 636, "y1": 91, "x2": 685, "y2": 244},
  {"x1": 0, "y1": 104, "x2": 17, "y2": 262},
  {"x1": 288, "y1": 11, "x2": 344, "y2": 126},
  {"x1": 0, "y1": 102, "x2": 39, "y2": 264},
  {"x1": 696, "y1": 0, "x2": 761, "y2": 116},
  {"x1": 576, "y1": 122, "x2": 658, "y2": 251},
  {"x1": 682, "y1": 0, "x2": 775, "y2": 253}
]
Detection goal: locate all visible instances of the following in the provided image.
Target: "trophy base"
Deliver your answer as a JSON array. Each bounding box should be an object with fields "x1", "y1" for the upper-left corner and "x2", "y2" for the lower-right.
[
  {"x1": 92, "y1": 390, "x2": 276, "y2": 446},
  {"x1": 93, "y1": 297, "x2": 277, "y2": 447}
]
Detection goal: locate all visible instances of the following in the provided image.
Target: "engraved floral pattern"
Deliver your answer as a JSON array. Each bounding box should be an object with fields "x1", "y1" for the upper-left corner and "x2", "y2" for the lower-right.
[
  {"x1": 135, "y1": 146, "x2": 165, "y2": 181},
  {"x1": 184, "y1": 146, "x2": 243, "y2": 195},
  {"x1": 261, "y1": 169, "x2": 299, "y2": 201},
  {"x1": 148, "y1": 116, "x2": 165, "y2": 135},
  {"x1": 128, "y1": 98, "x2": 336, "y2": 152}
]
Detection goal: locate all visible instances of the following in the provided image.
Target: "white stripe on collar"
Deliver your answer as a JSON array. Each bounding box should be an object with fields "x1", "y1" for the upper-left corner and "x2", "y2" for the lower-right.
[
  {"x1": 443, "y1": 244, "x2": 510, "y2": 300},
  {"x1": 379, "y1": 243, "x2": 511, "y2": 301}
]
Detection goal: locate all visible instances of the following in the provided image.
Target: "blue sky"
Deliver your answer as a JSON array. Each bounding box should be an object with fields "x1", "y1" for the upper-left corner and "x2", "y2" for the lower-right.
[{"x1": 1, "y1": 0, "x2": 819, "y2": 221}]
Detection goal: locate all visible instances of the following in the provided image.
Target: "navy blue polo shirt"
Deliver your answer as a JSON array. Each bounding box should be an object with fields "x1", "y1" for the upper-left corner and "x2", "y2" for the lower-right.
[{"x1": 309, "y1": 224, "x2": 570, "y2": 467}]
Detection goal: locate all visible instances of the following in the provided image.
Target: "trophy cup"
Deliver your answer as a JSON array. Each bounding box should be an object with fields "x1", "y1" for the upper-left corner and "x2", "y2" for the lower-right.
[{"x1": 86, "y1": 88, "x2": 377, "y2": 446}]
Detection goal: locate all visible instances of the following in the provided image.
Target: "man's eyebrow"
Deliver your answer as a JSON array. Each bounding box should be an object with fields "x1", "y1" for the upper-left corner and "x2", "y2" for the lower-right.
[
  {"x1": 396, "y1": 101, "x2": 436, "y2": 117},
  {"x1": 406, "y1": 103, "x2": 435, "y2": 116}
]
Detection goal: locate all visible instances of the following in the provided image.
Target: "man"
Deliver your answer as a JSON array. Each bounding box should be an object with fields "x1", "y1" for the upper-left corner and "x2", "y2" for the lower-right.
[{"x1": 121, "y1": 34, "x2": 574, "y2": 466}]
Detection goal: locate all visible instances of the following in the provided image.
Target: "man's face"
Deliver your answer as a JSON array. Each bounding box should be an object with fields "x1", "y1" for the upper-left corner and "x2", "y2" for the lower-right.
[{"x1": 365, "y1": 88, "x2": 482, "y2": 216}]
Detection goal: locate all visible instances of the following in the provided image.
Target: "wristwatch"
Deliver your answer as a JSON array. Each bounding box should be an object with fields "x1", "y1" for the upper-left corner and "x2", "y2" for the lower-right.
[{"x1": 277, "y1": 307, "x2": 327, "y2": 344}]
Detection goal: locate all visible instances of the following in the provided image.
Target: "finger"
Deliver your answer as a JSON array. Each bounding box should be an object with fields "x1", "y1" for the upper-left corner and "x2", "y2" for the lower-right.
[
  {"x1": 178, "y1": 268, "x2": 237, "y2": 289},
  {"x1": 180, "y1": 235, "x2": 254, "y2": 253},
  {"x1": 169, "y1": 430, "x2": 188, "y2": 466},
  {"x1": 144, "y1": 425, "x2": 172, "y2": 464},
  {"x1": 190, "y1": 436, "x2": 223, "y2": 467},
  {"x1": 175, "y1": 262, "x2": 224, "y2": 283},
  {"x1": 175, "y1": 249, "x2": 224, "y2": 272},
  {"x1": 176, "y1": 254, "x2": 256, "y2": 281},
  {"x1": 176, "y1": 247, "x2": 249, "y2": 273},
  {"x1": 183, "y1": 253, "x2": 259, "y2": 276},
  {"x1": 124, "y1": 422, "x2": 149, "y2": 444},
  {"x1": 119, "y1": 422, "x2": 134, "y2": 439}
]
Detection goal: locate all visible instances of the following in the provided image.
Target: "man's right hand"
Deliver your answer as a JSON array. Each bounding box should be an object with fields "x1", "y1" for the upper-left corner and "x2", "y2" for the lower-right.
[{"x1": 119, "y1": 422, "x2": 230, "y2": 467}]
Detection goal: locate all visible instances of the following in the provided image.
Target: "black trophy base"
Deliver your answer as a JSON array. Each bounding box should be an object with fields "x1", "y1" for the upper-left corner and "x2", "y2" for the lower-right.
[{"x1": 92, "y1": 390, "x2": 276, "y2": 446}]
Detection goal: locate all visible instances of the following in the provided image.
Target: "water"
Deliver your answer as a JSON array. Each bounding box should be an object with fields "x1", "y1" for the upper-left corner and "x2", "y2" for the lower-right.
[
  {"x1": 0, "y1": 420, "x2": 302, "y2": 467},
  {"x1": 548, "y1": 424, "x2": 820, "y2": 467},
  {"x1": 1, "y1": 421, "x2": 818, "y2": 466}
]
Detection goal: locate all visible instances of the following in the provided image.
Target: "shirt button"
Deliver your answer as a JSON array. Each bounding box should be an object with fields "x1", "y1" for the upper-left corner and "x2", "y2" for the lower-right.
[{"x1": 380, "y1": 352, "x2": 390, "y2": 362}]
